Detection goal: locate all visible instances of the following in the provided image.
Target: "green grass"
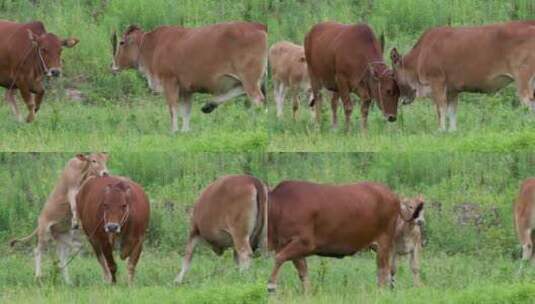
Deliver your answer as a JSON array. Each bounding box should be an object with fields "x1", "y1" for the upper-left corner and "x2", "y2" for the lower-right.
[{"x1": 2, "y1": 250, "x2": 535, "y2": 303}]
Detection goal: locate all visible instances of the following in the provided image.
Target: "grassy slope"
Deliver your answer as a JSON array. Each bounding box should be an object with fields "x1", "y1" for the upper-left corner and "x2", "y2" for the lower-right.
[{"x1": 2, "y1": 250, "x2": 535, "y2": 304}]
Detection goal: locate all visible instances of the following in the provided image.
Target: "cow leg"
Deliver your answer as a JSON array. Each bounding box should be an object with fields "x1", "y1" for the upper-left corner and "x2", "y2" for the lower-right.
[
  {"x1": 268, "y1": 238, "x2": 313, "y2": 293},
  {"x1": 292, "y1": 258, "x2": 310, "y2": 294},
  {"x1": 376, "y1": 235, "x2": 394, "y2": 288},
  {"x1": 431, "y1": 85, "x2": 448, "y2": 131},
  {"x1": 55, "y1": 233, "x2": 72, "y2": 285},
  {"x1": 180, "y1": 93, "x2": 192, "y2": 132},
  {"x1": 514, "y1": 68, "x2": 535, "y2": 111},
  {"x1": 19, "y1": 86, "x2": 36, "y2": 123},
  {"x1": 67, "y1": 188, "x2": 80, "y2": 229},
  {"x1": 330, "y1": 93, "x2": 340, "y2": 129},
  {"x1": 34, "y1": 84, "x2": 45, "y2": 113},
  {"x1": 274, "y1": 82, "x2": 286, "y2": 118},
  {"x1": 410, "y1": 246, "x2": 423, "y2": 287},
  {"x1": 174, "y1": 231, "x2": 200, "y2": 285},
  {"x1": 447, "y1": 93, "x2": 459, "y2": 132},
  {"x1": 202, "y1": 86, "x2": 245, "y2": 114},
  {"x1": 337, "y1": 81, "x2": 353, "y2": 133},
  {"x1": 232, "y1": 235, "x2": 253, "y2": 272},
  {"x1": 520, "y1": 228, "x2": 533, "y2": 262},
  {"x1": 127, "y1": 242, "x2": 143, "y2": 286},
  {"x1": 390, "y1": 253, "x2": 398, "y2": 287},
  {"x1": 292, "y1": 90, "x2": 301, "y2": 121},
  {"x1": 101, "y1": 244, "x2": 117, "y2": 284},
  {"x1": 97, "y1": 253, "x2": 113, "y2": 283},
  {"x1": 163, "y1": 79, "x2": 180, "y2": 133},
  {"x1": 4, "y1": 89, "x2": 22, "y2": 122},
  {"x1": 34, "y1": 239, "x2": 46, "y2": 282}
]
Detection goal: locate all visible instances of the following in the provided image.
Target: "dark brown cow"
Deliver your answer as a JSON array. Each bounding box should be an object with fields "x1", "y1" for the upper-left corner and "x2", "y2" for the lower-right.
[
  {"x1": 391, "y1": 21, "x2": 535, "y2": 131},
  {"x1": 112, "y1": 22, "x2": 268, "y2": 133},
  {"x1": 0, "y1": 20, "x2": 78, "y2": 122},
  {"x1": 305, "y1": 22, "x2": 400, "y2": 132},
  {"x1": 76, "y1": 176, "x2": 150, "y2": 285},
  {"x1": 267, "y1": 181, "x2": 418, "y2": 293},
  {"x1": 514, "y1": 178, "x2": 535, "y2": 263},
  {"x1": 175, "y1": 175, "x2": 268, "y2": 284}
]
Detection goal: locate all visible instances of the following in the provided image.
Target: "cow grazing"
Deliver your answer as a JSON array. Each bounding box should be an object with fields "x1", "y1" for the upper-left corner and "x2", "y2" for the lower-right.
[
  {"x1": 76, "y1": 176, "x2": 150, "y2": 284},
  {"x1": 9, "y1": 153, "x2": 109, "y2": 284},
  {"x1": 0, "y1": 20, "x2": 78, "y2": 122},
  {"x1": 175, "y1": 175, "x2": 268, "y2": 284},
  {"x1": 269, "y1": 41, "x2": 311, "y2": 119},
  {"x1": 391, "y1": 21, "x2": 535, "y2": 131},
  {"x1": 305, "y1": 22, "x2": 400, "y2": 132},
  {"x1": 267, "y1": 181, "x2": 419, "y2": 293},
  {"x1": 111, "y1": 22, "x2": 268, "y2": 133},
  {"x1": 514, "y1": 178, "x2": 535, "y2": 263},
  {"x1": 392, "y1": 195, "x2": 425, "y2": 287}
]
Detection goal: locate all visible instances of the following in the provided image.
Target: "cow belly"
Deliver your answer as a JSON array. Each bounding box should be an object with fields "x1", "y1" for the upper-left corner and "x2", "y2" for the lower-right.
[{"x1": 459, "y1": 75, "x2": 513, "y2": 93}]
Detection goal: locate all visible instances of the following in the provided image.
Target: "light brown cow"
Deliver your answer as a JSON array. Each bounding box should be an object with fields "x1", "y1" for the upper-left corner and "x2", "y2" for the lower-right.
[
  {"x1": 9, "y1": 153, "x2": 109, "y2": 284},
  {"x1": 305, "y1": 22, "x2": 400, "y2": 133},
  {"x1": 392, "y1": 195, "x2": 425, "y2": 287},
  {"x1": 267, "y1": 181, "x2": 419, "y2": 293},
  {"x1": 0, "y1": 20, "x2": 78, "y2": 122},
  {"x1": 391, "y1": 21, "x2": 535, "y2": 131},
  {"x1": 174, "y1": 175, "x2": 268, "y2": 284},
  {"x1": 112, "y1": 22, "x2": 268, "y2": 133},
  {"x1": 269, "y1": 41, "x2": 311, "y2": 119},
  {"x1": 514, "y1": 178, "x2": 535, "y2": 263}
]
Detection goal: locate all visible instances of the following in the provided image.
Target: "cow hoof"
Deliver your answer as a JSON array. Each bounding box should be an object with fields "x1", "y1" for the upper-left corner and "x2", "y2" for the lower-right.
[
  {"x1": 72, "y1": 223, "x2": 79, "y2": 230},
  {"x1": 267, "y1": 283, "x2": 277, "y2": 293},
  {"x1": 201, "y1": 102, "x2": 218, "y2": 114}
]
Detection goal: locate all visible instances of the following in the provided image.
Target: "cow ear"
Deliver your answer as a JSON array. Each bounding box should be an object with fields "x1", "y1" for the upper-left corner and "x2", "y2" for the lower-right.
[
  {"x1": 62, "y1": 37, "x2": 79, "y2": 48},
  {"x1": 27, "y1": 30, "x2": 38, "y2": 47},
  {"x1": 390, "y1": 48, "x2": 401, "y2": 67},
  {"x1": 417, "y1": 194, "x2": 425, "y2": 204},
  {"x1": 100, "y1": 152, "x2": 109, "y2": 161},
  {"x1": 76, "y1": 153, "x2": 87, "y2": 161}
]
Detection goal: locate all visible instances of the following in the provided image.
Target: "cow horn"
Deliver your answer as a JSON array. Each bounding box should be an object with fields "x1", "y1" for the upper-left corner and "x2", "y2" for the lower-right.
[{"x1": 111, "y1": 30, "x2": 117, "y2": 56}]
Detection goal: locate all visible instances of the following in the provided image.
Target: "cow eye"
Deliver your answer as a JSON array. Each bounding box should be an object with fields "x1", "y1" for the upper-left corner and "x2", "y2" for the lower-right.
[
  {"x1": 91, "y1": 159, "x2": 97, "y2": 163},
  {"x1": 119, "y1": 41, "x2": 125, "y2": 46}
]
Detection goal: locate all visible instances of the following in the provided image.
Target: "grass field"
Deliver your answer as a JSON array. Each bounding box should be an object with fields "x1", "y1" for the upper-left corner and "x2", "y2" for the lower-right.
[{"x1": 2, "y1": 250, "x2": 535, "y2": 304}]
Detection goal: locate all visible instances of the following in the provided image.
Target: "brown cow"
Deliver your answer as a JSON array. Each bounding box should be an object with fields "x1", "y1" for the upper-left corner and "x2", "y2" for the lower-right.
[
  {"x1": 267, "y1": 181, "x2": 418, "y2": 293},
  {"x1": 0, "y1": 20, "x2": 78, "y2": 122},
  {"x1": 9, "y1": 153, "x2": 109, "y2": 284},
  {"x1": 391, "y1": 21, "x2": 535, "y2": 131},
  {"x1": 305, "y1": 22, "x2": 400, "y2": 132},
  {"x1": 76, "y1": 176, "x2": 150, "y2": 285},
  {"x1": 111, "y1": 22, "x2": 268, "y2": 133},
  {"x1": 269, "y1": 41, "x2": 311, "y2": 119},
  {"x1": 514, "y1": 178, "x2": 535, "y2": 263},
  {"x1": 174, "y1": 175, "x2": 268, "y2": 284},
  {"x1": 391, "y1": 195, "x2": 425, "y2": 287}
]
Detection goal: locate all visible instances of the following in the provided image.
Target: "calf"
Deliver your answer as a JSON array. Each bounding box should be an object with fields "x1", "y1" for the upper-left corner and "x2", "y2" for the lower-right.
[
  {"x1": 9, "y1": 153, "x2": 109, "y2": 284},
  {"x1": 0, "y1": 20, "x2": 78, "y2": 122},
  {"x1": 269, "y1": 41, "x2": 311, "y2": 119},
  {"x1": 515, "y1": 178, "x2": 535, "y2": 263},
  {"x1": 76, "y1": 176, "x2": 150, "y2": 284},
  {"x1": 305, "y1": 22, "x2": 400, "y2": 132},
  {"x1": 175, "y1": 175, "x2": 268, "y2": 284},
  {"x1": 267, "y1": 181, "x2": 419, "y2": 293},
  {"x1": 112, "y1": 22, "x2": 267, "y2": 133},
  {"x1": 391, "y1": 196, "x2": 425, "y2": 287}
]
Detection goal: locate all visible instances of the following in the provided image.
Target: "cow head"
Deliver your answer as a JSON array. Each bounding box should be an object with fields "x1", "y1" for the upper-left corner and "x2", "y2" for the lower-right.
[
  {"x1": 400, "y1": 195, "x2": 425, "y2": 225},
  {"x1": 369, "y1": 65, "x2": 400, "y2": 122},
  {"x1": 102, "y1": 182, "x2": 131, "y2": 234},
  {"x1": 77, "y1": 152, "x2": 109, "y2": 177},
  {"x1": 111, "y1": 25, "x2": 143, "y2": 73},
  {"x1": 390, "y1": 48, "x2": 416, "y2": 104},
  {"x1": 27, "y1": 30, "x2": 79, "y2": 78}
]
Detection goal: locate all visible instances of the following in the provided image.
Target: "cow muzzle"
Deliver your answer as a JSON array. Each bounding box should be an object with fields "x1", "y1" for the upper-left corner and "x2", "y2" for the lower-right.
[
  {"x1": 48, "y1": 68, "x2": 61, "y2": 78},
  {"x1": 100, "y1": 170, "x2": 109, "y2": 177},
  {"x1": 104, "y1": 223, "x2": 120, "y2": 233},
  {"x1": 386, "y1": 115, "x2": 397, "y2": 122}
]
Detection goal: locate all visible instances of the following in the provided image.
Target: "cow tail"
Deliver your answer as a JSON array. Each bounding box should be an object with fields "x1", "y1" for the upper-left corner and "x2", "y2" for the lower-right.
[
  {"x1": 250, "y1": 179, "x2": 268, "y2": 252},
  {"x1": 9, "y1": 228, "x2": 38, "y2": 247}
]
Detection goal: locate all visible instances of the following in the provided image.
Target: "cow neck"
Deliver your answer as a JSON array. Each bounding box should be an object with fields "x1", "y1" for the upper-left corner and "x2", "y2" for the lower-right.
[
  {"x1": 136, "y1": 32, "x2": 147, "y2": 71},
  {"x1": 367, "y1": 60, "x2": 388, "y2": 111},
  {"x1": 9, "y1": 44, "x2": 45, "y2": 90}
]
